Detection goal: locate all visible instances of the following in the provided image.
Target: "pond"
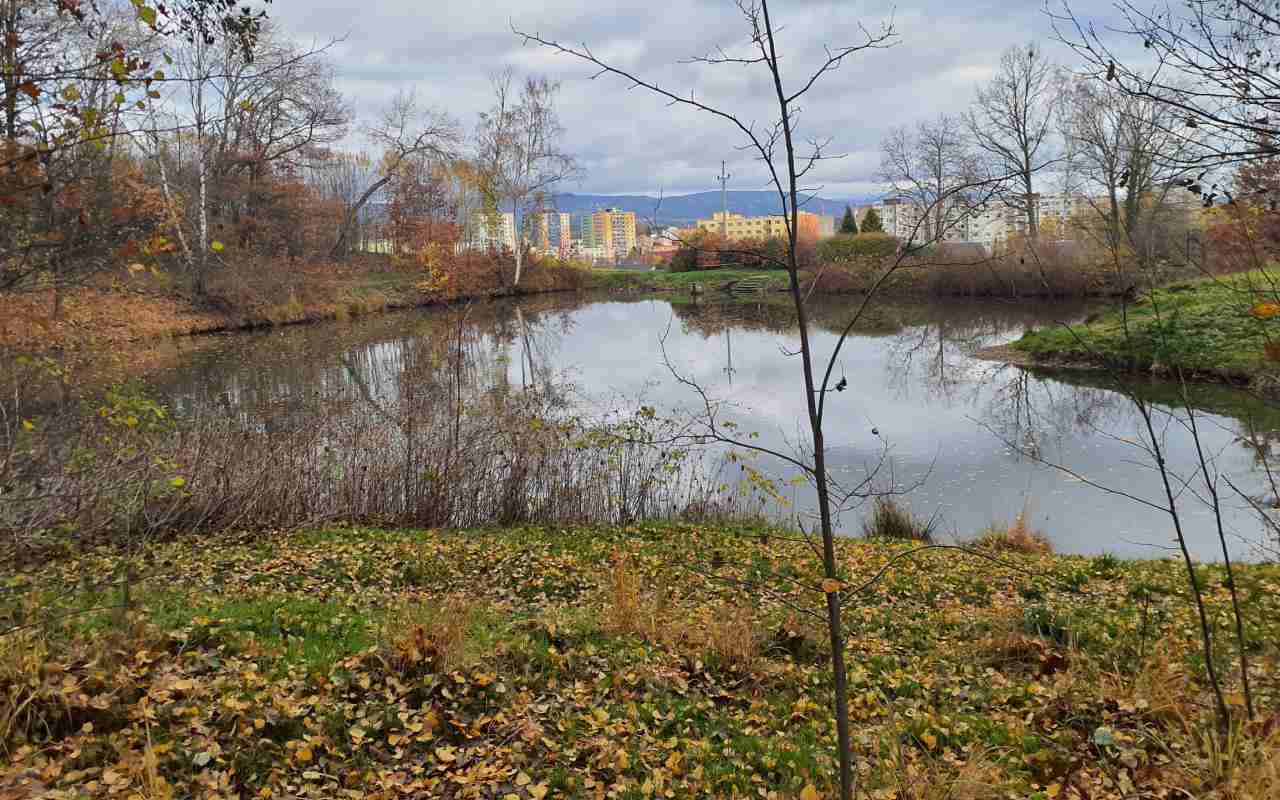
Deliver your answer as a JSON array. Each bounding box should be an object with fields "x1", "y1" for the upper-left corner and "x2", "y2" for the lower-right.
[{"x1": 140, "y1": 291, "x2": 1280, "y2": 561}]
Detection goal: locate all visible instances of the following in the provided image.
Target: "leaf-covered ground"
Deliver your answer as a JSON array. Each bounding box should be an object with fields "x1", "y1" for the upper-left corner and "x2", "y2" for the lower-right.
[{"x1": 2, "y1": 524, "x2": 1278, "y2": 799}]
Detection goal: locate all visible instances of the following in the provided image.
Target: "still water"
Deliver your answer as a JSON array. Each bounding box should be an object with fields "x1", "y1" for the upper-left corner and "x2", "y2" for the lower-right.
[{"x1": 143, "y1": 292, "x2": 1280, "y2": 561}]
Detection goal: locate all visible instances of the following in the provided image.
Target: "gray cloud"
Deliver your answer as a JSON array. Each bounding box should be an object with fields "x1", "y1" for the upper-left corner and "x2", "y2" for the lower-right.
[{"x1": 275, "y1": 0, "x2": 1122, "y2": 197}]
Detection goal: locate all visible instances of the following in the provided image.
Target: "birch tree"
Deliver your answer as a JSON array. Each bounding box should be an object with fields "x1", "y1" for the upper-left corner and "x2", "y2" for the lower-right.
[{"x1": 474, "y1": 70, "x2": 579, "y2": 287}]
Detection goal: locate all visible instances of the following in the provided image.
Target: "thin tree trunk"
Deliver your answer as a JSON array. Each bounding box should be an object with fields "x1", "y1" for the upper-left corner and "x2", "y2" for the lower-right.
[
  {"x1": 512, "y1": 212, "x2": 524, "y2": 287},
  {"x1": 154, "y1": 136, "x2": 195, "y2": 272},
  {"x1": 1, "y1": 0, "x2": 16, "y2": 144},
  {"x1": 1133, "y1": 395, "x2": 1229, "y2": 726},
  {"x1": 1182, "y1": 380, "x2": 1254, "y2": 720},
  {"x1": 760, "y1": 2, "x2": 853, "y2": 796},
  {"x1": 194, "y1": 39, "x2": 209, "y2": 298}
]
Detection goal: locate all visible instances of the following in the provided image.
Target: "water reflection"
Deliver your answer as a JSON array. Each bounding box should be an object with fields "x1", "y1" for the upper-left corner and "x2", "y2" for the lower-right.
[{"x1": 140, "y1": 292, "x2": 1280, "y2": 561}]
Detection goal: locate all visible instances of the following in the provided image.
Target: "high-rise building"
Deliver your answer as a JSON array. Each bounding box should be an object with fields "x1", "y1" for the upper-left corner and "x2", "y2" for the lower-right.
[
  {"x1": 531, "y1": 211, "x2": 571, "y2": 257},
  {"x1": 580, "y1": 207, "x2": 637, "y2": 261}
]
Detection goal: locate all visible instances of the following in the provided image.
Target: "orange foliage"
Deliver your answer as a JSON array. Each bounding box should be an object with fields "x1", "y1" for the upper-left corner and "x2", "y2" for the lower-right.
[{"x1": 1204, "y1": 156, "x2": 1280, "y2": 274}]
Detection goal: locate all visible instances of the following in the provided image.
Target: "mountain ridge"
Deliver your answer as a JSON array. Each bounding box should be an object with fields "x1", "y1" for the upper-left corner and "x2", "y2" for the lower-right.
[{"x1": 548, "y1": 190, "x2": 876, "y2": 225}]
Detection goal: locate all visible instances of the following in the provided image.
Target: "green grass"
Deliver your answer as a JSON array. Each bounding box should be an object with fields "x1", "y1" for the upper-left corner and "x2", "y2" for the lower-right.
[
  {"x1": 1012, "y1": 269, "x2": 1280, "y2": 382},
  {"x1": 592, "y1": 267, "x2": 792, "y2": 292},
  {"x1": 149, "y1": 594, "x2": 377, "y2": 672}
]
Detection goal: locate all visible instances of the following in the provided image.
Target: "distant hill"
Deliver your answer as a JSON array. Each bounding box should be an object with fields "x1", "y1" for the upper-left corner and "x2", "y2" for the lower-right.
[{"x1": 549, "y1": 191, "x2": 875, "y2": 226}]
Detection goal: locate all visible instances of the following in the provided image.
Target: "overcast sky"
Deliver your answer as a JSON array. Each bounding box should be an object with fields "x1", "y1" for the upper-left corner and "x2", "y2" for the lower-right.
[{"x1": 273, "y1": 0, "x2": 1126, "y2": 199}]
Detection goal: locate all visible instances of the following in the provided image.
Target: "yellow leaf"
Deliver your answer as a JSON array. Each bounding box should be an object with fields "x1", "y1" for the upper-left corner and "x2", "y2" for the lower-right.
[
  {"x1": 800, "y1": 784, "x2": 821, "y2": 800},
  {"x1": 210, "y1": 240, "x2": 225, "y2": 253},
  {"x1": 21, "y1": 419, "x2": 34, "y2": 431},
  {"x1": 1046, "y1": 783, "x2": 1062, "y2": 798},
  {"x1": 921, "y1": 732, "x2": 937, "y2": 749},
  {"x1": 820, "y1": 579, "x2": 842, "y2": 594},
  {"x1": 296, "y1": 746, "x2": 312, "y2": 763},
  {"x1": 434, "y1": 746, "x2": 457, "y2": 763},
  {"x1": 1250, "y1": 302, "x2": 1280, "y2": 319},
  {"x1": 515, "y1": 771, "x2": 531, "y2": 787},
  {"x1": 529, "y1": 785, "x2": 549, "y2": 800}
]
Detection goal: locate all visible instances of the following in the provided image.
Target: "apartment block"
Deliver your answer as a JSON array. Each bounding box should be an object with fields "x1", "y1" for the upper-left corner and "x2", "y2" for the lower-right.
[
  {"x1": 531, "y1": 211, "x2": 572, "y2": 257},
  {"x1": 876, "y1": 192, "x2": 1175, "y2": 250},
  {"x1": 468, "y1": 211, "x2": 516, "y2": 251},
  {"x1": 579, "y1": 207, "x2": 638, "y2": 262},
  {"x1": 694, "y1": 211, "x2": 824, "y2": 242}
]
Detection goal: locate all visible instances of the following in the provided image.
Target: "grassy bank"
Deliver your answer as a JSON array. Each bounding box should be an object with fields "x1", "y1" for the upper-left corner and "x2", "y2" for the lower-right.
[
  {"x1": 594, "y1": 268, "x2": 794, "y2": 293},
  {"x1": 1005, "y1": 270, "x2": 1280, "y2": 387},
  {"x1": 2, "y1": 523, "x2": 1276, "y2": 799},
  {"x1": 597, "y1": 253, "x2": 1162, "y2": 300}
]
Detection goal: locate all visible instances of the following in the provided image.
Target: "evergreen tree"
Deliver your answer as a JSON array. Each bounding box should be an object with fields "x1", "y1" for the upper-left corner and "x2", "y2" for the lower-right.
[
  {"x1": 860, "y1": 207, "x2": 884, "y2": 233},
  {"x1": 839, "y1": 205, "x2": 858, "y2": 234}
]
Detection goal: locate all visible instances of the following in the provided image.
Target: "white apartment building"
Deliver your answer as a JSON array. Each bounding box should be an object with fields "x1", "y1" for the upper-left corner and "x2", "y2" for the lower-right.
[
  {"x1": 878, "y1": 196, "x2": 977, "y2": 244},
  {"x1": 878, "y1": 192, "x2": 1117, "y2": 250},
  {"x1": 468, "y1": 211, "x2": 516, "y2": 252}
]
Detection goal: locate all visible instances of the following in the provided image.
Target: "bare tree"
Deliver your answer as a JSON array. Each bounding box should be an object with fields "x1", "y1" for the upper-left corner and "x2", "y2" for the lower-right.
[
  {"x1": 1058, "y1": 77, "x2": 1197, "y2": 261},
  {"x1": 966, "y1": 44, "x2": 1057, "y2": 242},
  {"x1": 512, "y1": 4, "x2": 916, "y2": 796},
  {"x1": 206, "y1": 26, "x2": 350, "y2": 186},
  {"x1": 1050, "y1": 0, "x2": 1280, "y2": 174},
  {"x1": 474, "y1": 69, "x2": 580, "y2": 287},
  {"x1": 879, "y1": 114, "x2": 981, "y2": 243},
  {"x1": 330, "y1": 92, "x2": 458, "y2": 261}
]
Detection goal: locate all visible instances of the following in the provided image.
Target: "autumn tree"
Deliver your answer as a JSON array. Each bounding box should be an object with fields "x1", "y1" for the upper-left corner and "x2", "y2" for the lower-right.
[
  {"x1": 474, "y1": 70, "x2": 580, "y2": 287},
  {"x1": 0, "y1": 0, "x2": 169, "y2": 312}
]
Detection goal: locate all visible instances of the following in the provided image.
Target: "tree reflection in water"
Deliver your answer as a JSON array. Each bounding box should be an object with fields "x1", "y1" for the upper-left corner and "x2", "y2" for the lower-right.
[{"x1": 136, "y1": 292, "x2": 1280, "y2": 559}]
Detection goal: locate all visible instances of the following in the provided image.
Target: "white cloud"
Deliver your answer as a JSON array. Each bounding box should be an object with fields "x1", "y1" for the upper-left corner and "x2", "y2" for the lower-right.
[{"x1": 270, "y1": 0, "x2": 1121, "y2": 196}]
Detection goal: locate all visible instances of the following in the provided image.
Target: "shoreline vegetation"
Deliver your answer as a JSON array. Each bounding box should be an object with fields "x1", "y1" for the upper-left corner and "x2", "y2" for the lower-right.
[
  {"x1": 978, "y1": 269, "x2": 1280, "y2": 391},
  {"x1": 2, "y1": 523, "x2": 1276, "y2": 799},
  {"x1": 4, "y1": 248, "x2": 1172, "y2": 357}
]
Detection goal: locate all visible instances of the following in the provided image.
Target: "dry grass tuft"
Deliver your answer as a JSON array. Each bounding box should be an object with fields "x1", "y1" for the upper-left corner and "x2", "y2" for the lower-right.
[
  {"x1": 601, "y1": 550, "x2": 760, "y2": 669},
  {"x1": 380, "y1": 596, "x2": 479, "y2": 675},
  {"x1": 970, "y1": 607, "x2": 1070, "y2": 678},
  {"x1": 699, "y1": 603, "x2": 761, "y2": 670},
  {"x1": 0, "y1": 627, "x2": 51, "y2": 749},
  {"x1": 862, "y1": 497, "x2": 936, "y2": 543},
  {"x1": 974, "y1": 511, "x2": 1052, "y2": 554}
]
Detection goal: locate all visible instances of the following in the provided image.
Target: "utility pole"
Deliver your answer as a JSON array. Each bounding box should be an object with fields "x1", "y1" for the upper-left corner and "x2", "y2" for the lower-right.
[{"x1": 717, "y1": 160, "x2": 731, "y2": 238}]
